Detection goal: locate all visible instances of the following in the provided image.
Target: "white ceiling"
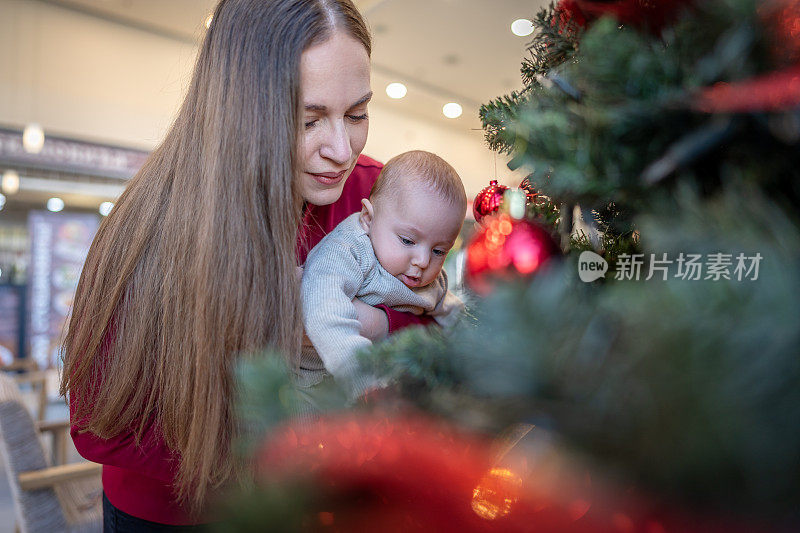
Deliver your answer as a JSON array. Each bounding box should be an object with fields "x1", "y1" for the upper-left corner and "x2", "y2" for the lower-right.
[{"x1": 40, "y1": 0, "x2": 546, "y2": 132}]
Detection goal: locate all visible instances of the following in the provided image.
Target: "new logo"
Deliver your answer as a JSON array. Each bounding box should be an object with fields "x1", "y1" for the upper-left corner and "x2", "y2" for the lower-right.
[{"x1": 578, "y1": 251, "x2": 608, "y2": 282}]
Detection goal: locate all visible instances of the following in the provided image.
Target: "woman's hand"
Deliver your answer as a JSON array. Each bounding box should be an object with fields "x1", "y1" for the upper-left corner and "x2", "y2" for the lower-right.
[{"x1": 352, "y1": 299, "x2": 389, "y2": 342}]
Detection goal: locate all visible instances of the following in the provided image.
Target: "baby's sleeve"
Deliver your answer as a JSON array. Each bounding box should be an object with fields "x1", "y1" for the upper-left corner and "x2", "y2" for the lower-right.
[{"x1": 301, "y1": 239, "x2": 375, "y2": 399}]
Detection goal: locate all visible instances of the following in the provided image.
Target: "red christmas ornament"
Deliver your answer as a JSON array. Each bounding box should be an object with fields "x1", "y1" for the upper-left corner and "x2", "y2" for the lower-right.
[
  {"x1": 518, "y1": 177, "x2": 539, "y2": 205},
  {"x1": 563, "y1": 0, "x2": 694, "y2": 34},
  {"x1": 465, "y1": 213, "x2": 560, "y2": 295},
  {"x1": 255, "y1": 411, "x2": 611, "y2": 532},
  {"x1": 472, "y1": 180, "x2": 509, "y2": 224},
  {"x1": 553, "y1": 0, "x2": 588, "y2": 36}
]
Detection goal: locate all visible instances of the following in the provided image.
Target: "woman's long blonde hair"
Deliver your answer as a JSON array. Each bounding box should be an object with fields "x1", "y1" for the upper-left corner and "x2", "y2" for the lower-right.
[{"x1": 60, "y1": 0, "x2": 371, "y2": 515}]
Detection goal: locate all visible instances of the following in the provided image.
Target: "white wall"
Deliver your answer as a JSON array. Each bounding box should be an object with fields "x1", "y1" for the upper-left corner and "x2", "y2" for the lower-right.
[
  {"x1": 0, "y1": 0, "x2": 197, "y2": 149},
  {"x1": 0, "y1": 0, "x2": 527, "y2": 198}
]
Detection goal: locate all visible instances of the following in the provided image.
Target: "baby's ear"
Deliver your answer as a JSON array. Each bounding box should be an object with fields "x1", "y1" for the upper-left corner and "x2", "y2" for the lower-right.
[{"x1": 359, "y1": 199, "x2": 374, "y2": 232}]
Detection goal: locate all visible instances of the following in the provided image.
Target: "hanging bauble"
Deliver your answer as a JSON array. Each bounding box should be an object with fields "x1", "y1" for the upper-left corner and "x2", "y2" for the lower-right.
[
  {"x1": 519, "y1": 177, "x2": 539, "y2": 205},
  {"x1": 465, "y1": 212, "x2": 560, "y2": 295},
  {"x1": 574, "y1": 0, "x2": 693, "y2": 34},
  {"x1": 254, "y1": 411, "x2": 612, "y2": 531},
  {"x1": 553, "y1": 0, "x2": 588, "y2": 36},
  {"x1": 472, "y1": 180, "x2": 509, "y2": 224}
]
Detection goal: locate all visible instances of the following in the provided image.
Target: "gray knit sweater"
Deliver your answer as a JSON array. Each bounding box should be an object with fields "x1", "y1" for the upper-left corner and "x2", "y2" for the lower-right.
[{"x1": 299, "y1": 213, "x2": 463, "y2": 398}]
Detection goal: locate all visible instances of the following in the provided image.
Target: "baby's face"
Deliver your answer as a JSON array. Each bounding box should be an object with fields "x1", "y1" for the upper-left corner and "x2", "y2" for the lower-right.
[{"x1": 364, "y1": 187, "x2": 464, "y2": 288}]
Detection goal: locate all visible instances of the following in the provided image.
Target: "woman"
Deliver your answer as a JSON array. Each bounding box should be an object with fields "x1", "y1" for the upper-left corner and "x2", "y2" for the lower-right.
[{"x1": 60, "y1": 0, "x2": 428, "y2": 528}]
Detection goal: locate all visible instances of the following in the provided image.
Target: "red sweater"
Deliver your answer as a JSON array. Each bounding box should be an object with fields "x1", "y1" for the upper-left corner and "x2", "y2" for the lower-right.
[{"x1": 71, "y1": 155, "x2": 431, "y2": 525}]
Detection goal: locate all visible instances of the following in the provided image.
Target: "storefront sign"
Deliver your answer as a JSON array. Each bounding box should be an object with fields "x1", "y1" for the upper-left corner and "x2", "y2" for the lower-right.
[{"x1": 0, "y1": 127, "x2": 148, "y2": 179}]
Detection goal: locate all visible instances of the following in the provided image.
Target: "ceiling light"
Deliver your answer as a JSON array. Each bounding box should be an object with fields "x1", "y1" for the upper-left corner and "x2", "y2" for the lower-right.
[
  {"x1": 2, "y1": 170, "x2": 20, "y2": 194},
  {"x1": 205, "y1": 14, "x2": 213, "y2": 29},
  {"x1": 47, "y1": 197, "x2": 64, "y2": 212},
  {"x1": 386, "y1": 82, "x2": 407, "y2": 99},
  {"x1": 99, "y1": 201, "x2": 114, "y2": 216},
  {"x1": 442, "y1": 102, "x2": 463, "y2": 119},
  {"x1": 23, "y1": 123, "x2": 45, "y2": 154},
  {"x1": 511, "y1": 19, "x2": 534, "y2": 37}
]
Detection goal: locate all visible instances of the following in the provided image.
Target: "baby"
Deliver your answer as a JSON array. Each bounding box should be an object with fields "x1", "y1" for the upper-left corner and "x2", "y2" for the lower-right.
[{"x1": 299, "y1": 150, "x2": 467, "y2": 400}]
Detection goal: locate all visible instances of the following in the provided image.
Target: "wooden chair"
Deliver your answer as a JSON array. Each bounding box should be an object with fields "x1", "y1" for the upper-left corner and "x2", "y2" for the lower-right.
[
  {"x1": 0, "y1": 373, "x2": 102, "y2": 532},
  {"x1": 1, "y1": 359, "x2": 48, "y2": 423}
]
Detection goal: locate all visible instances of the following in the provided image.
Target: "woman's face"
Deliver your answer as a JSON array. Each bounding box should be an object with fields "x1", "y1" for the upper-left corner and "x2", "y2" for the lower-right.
[{"x1": 298, "y1": 31, "x2": 371, "y2": 206}]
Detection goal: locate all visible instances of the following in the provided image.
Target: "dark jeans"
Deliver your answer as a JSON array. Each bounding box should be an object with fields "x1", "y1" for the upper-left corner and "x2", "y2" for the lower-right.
[{"x1": 103, "y1": 493, "x2": 208, "y2": 532}]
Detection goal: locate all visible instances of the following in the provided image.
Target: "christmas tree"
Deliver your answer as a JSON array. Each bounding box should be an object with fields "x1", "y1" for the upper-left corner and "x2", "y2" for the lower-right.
[{"x1": 221, "y1": 1, "x2": 800, "y2": 530}]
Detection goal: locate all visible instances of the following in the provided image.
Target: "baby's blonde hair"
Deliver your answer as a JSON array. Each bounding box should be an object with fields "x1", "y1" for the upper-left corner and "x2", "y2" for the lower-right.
[{"x1": 370, "y1": 150, "x2": 467, "y2": 211}]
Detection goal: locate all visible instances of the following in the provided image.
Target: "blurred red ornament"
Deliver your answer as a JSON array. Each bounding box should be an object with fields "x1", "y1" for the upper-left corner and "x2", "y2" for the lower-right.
[
  {"x1": 519, "y1": 177, "x2": 539, "y2": 205},
  {"x1": 465, "y1": 213, "x2": 560, "y2": 295},
  {"x1": 256, "y1": 412, "x2": 611, "y2": 532},
  {"x1": 256, "y1": 412, "x2": 520, "y2": 532},
  {"x1": 553, "y1": 0, "x2": 588, "y2": 36},
  {"x1": 473, "y1": 180, "x2": 509, "y2": 224},
  {"x1": 566, "y1": 0, "x2": 694, "y2": 34}
]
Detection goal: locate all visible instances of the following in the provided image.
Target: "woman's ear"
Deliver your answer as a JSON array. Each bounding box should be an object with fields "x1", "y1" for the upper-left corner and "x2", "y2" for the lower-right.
[{"x1": 359, "y1": 199, "x2": 374, "y2": 232}]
